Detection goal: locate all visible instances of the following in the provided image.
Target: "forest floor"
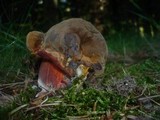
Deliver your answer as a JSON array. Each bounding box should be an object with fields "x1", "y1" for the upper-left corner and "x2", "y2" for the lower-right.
[{"x1": 0, "y1": 28, "x2": 160, "y2": 120}]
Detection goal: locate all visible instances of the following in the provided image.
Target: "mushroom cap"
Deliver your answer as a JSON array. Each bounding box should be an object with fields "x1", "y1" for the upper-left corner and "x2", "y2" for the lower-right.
[{"x1": 43, "y1": 18, "x2": 108, "y2": 72}]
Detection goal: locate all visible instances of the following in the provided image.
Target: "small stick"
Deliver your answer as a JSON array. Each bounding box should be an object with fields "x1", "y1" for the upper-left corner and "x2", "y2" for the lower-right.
[
  {"x1": 138, "y1": 94, "x2": 160, "y2": 101},
  {"x1": 9, "y1": 104, "x2": 28, "y2": 115},
  {"x1": 26, "y1": 103, "x2": 76, "y2": 112},
  {"x1": 26, "y1": 103, "x2": 61, "y2": 112},
  {"x1": 150, "y1": 99, "x2": 160, "y2": 106},
  {"x1": 0, "y1": 82, "x2": 24, "y2": 87}
]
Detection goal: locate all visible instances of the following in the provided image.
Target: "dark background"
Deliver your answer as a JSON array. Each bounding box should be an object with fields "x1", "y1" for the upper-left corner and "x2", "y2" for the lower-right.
[{"x1": 0, "y1": 0, "x2": 160, "y2": 33}]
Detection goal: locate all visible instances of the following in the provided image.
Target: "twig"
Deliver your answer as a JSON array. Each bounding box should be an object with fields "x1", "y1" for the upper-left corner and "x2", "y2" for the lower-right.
[
  {"x1": 150, "y1": 99, "x2": 160, "y2": 106},
  {"x1": 0, "y1": 80, "x2": 33, "y2": 90},
  {"x1": 138, "y1": 110, "x2": 155, "y2": 120},
  {"x1": 138, "y1": 94, "x2": 160, "y2": 101},
  {"x1": 93, "y1": 101, "x2": 97, "y2": 111},
  {"x1": 40, "y1": 96, "x2": 49, "y2": 105},
  {"x1": 0, "y1": 82, "x2": 24, "y2": 91},
  {"x1": 0, "y1": 82, "x2": 24, "y2": 87},
  {"x1": 9, "y1": 104, "x2": 28, "y2": 115},
  {"x1": 67, "y1": 115, "x2": 89, "y2": 120},
  {"x1": 87, "y1": 111, "x2": 106, "y2": 115},
  {"x1": 31, "y1": 91, "x2": 52, "y2": 105},
  {"x1": 26, "y1": 103, "x2": 61, "y2": 112},
  {"x1": 26, "y1": 103, "x2": 76, "y2": 112},
  {"x1": 125, "y1": 105, "x2": 140, "y2": 110}
]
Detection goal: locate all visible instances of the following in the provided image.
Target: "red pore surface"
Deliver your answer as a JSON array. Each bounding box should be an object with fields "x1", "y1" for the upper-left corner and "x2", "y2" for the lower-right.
[
  {"x1": 37, "y1": 50, "x2": 72, "y2": 78},
  {"x1": 39, "y1": 61, "x2": 67, "y2": 89}
]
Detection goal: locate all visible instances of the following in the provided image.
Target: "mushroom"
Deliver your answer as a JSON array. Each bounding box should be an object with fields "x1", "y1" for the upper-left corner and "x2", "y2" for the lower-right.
[{"x1": 26, "y1": 18, "x2": 108, "y2": 96}]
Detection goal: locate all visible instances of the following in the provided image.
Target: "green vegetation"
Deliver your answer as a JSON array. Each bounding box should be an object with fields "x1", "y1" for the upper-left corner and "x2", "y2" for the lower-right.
[{"x1": 0, "y1": 25, "x2": 160, "y2": 120}]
